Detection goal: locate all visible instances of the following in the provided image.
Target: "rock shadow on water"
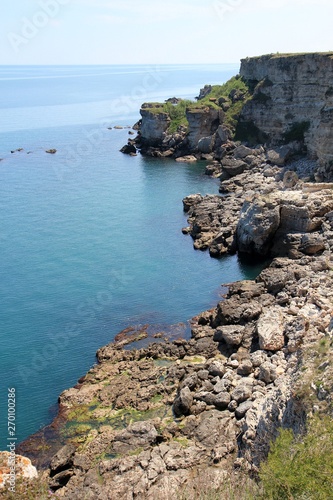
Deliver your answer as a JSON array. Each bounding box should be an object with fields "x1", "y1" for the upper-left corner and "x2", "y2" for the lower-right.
[{"x1": 236, "y1": 252, "x2": 271, "y2": 279}]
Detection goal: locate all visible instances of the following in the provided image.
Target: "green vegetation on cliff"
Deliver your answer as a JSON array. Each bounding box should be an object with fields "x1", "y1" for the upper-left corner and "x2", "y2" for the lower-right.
[
  {"x1": 259, "y1": 415, "x2": 333, "y2": 499},
  {"x1": 145, "y1": 76, "x2": 251, "y2": 135},
  {"x1": 163, "y1": 99, "x2": 192, "y2": 133}
]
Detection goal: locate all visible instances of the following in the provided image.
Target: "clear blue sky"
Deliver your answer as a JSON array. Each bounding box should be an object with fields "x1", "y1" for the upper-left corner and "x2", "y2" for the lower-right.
[{"x1": 1, "y1": 0, "x2": 332, "y2": 65}]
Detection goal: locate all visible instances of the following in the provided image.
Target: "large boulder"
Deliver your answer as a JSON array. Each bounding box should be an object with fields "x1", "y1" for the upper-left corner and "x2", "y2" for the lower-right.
[
  {"x1": 186, "y1": 107, "x2": 222, "y2": 150},
  {"x1": 257, "y1": 306, "x2": 285, "y2": 351},
  {"x1": 236, "y1": 197, "x2": 281, "y2": 256},
  {"x1": 140, "y1": 104, "x2": 170, "y2": 146},
  {"x1": 198, "y1": 136, "x2": 214, "y2": 154},
  {"x1": 221, "y1": 158, "x2": 247, "y2": 177},
  {"x1": 266, "y1": 146, "x2": 292, "y2": 166},
  {"x1": 173, "y1": 387, "x2": 194, "y2": 417},
  {"x1": 214, "y1": 325, "x2": 245, "y2": 346}
]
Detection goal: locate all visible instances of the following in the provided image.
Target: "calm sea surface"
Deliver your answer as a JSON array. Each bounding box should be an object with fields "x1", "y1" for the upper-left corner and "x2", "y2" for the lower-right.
[{"x1": 0, "y1": 64, "x2": 263, "y2": 447}]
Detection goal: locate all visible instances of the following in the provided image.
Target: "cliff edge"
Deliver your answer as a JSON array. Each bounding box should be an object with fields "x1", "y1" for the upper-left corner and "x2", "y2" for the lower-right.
[{"x1": 127, "y1": 52, "x2": 333, "y2": 181}]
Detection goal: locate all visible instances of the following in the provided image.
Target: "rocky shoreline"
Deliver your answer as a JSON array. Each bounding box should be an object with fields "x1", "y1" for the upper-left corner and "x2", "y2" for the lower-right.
[
  {"x1": 3, "y1": 53, "x2": 333, "y2": 498},
  {"x1": 13, "y1": 145, "x2": 333, "y2": 499}
]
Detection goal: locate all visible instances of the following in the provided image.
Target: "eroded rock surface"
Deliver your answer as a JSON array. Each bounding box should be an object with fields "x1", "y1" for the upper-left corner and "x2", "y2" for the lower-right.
[{"x1": 18, "y1": 250, "x2": 333, "y2": 499}]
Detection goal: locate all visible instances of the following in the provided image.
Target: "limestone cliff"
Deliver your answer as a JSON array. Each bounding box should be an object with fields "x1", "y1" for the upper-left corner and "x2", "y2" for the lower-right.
[
  {"x1": 130, "y1": 52, "x2": 333, "y2": 180},
  {"x1": 139, "y1": 103, "x2": 171, "y2": 147},
  {"x1": 186, "y1": 107, "x2": 223, "y2": 151},
  {"x1": 239, "y1": 52, "x2": 333, "y2": 178}
]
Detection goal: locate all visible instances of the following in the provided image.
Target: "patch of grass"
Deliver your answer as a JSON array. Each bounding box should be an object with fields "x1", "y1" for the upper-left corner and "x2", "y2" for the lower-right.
[
  {"x1": 163, "y1": 100, "x2": 192, "y2": 133},
  {"x1": 143, "y1": 76, "x2": 251, "y2": 136},
  {"x1": 199, "y1": 77, "x2": 249, "y2": 104},
  {"x1": 259, "y1": 415, "x2": 333, "y2": 500},
  {"x1": 178, "y1": 472, "x2": 261, "y2": 500},
  {"x1": 224, "y1": 99, "x2": 248, "y2": 129},
  {"x1": 318, "y1": 338, "x2": 329, "y2": 355},
  {"x1": 128, "y1": 447, "x2": 144, "y2": 457},
  {"x1": 293, "y1": 336, "x2": 333, "y2": 411},
  {"x1": 67, "y1": 404, "x2": 93, "y2": 422},
  {"x1": 151, "y1": 394, "x2": 163, "y2": 404}
]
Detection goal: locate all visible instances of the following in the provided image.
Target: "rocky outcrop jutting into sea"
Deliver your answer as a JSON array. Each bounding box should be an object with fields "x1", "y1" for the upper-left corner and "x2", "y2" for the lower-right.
[{"x1": 125, "y1": 52, "x2": 333, "y2": 181}]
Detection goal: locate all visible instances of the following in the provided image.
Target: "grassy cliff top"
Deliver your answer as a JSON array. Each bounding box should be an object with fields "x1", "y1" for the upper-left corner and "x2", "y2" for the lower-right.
[{"x1": 140, "y1": 76, "x2": 250, "y2": 133}]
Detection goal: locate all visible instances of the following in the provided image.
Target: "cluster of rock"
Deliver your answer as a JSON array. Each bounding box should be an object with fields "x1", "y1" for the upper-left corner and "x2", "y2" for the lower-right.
[
  {"x1": 128, "y1": 104, "x2": 226, "y2": 161},
  {"x1": 35, "y1": 118, "x2": 333, "y2": 497},
  {"x1": 182, "y1": 141, "x2": 333, "y2": 259},
  {"x1": 16, "y1": 247, "x2": 332, "y2": 499}
]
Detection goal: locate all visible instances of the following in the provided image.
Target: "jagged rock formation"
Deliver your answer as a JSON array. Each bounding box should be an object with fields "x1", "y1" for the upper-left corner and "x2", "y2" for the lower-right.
[{"x1": 183, "y1": 141, "x2": 333, "y2": 259}]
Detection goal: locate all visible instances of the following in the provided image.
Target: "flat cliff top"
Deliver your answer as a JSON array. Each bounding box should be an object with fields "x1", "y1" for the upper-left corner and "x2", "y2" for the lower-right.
[{"x1": 242, "y1": 51, "x2": 333, "y2": 61}]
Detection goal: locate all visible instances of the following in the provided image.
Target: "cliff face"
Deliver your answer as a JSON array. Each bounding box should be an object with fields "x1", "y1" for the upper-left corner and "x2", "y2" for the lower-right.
[
  {"x1": 139, "y1": 103, "x2": 171, "y2": 146},
  {"x1": 132, "y1": 52, "x2": 333, "y2": 179},
  {"x1": 186, "y1": 107, "x2": 223, "y2": 151},
  {"x1": 239, "y1": 53, "x2": 333, "y2": 174}
]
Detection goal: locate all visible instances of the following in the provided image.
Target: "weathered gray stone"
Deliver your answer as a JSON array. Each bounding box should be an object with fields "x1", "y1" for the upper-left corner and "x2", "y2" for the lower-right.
[
  {"x1": 236, "y1": 198, "x2": 281, "y2": 256},
  {"x1": 237, "y1": 360, "x2": 253, "y2": 376},
  {"x1": 207, "y1": 361, "x2": 225, "y2": 378},
  {"x1": 257, "y1": 306, "x2": 285, "y2": 351},
  {"x1": 231, "y1": 384, "x2": 253, "y2": 404},
  {"x1": 198, "y1": 136, "x2": 214, "y2": 154},
  {"x1": 233, "y1": 145, "x2": 255, "y2": 159},
  {"x1": 173, "y1": 387, "x2": 194, "y2": 417},
  {"x1": 214, "y1": 325, "x2": 245, "y2": 346},
  {"x1": 258, "y1": 362, "x2": 278, "y2": 384},
  {"x1": 266, "y1": 146, "x2": 291, "y2": 166},
  {"x1": 222, "y1": 158, "x2": 247, "y2": 177},
  {"x1": 214, "y1": 392, "x2": 231, "y2": 410},
  {"x1": 250, "y1": 351, "x2": 268, "y2": 367},
  {"x1": 235, "y1": 401, "x2": 253, "y2": 419},
  {"x1": 50, "y1": 444, "x2": 77, "y2": 474}
]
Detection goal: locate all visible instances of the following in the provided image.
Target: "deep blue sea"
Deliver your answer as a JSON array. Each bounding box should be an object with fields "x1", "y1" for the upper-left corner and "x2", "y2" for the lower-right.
[{"x1": 0, "y1": 64, "x2": 262, "y2": 448}]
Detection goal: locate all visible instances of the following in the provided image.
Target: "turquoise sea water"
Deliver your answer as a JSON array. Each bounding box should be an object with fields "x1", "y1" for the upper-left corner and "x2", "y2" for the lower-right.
[{"x1": 0, "y1": 64, "x2": 262, "y2": 448}]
